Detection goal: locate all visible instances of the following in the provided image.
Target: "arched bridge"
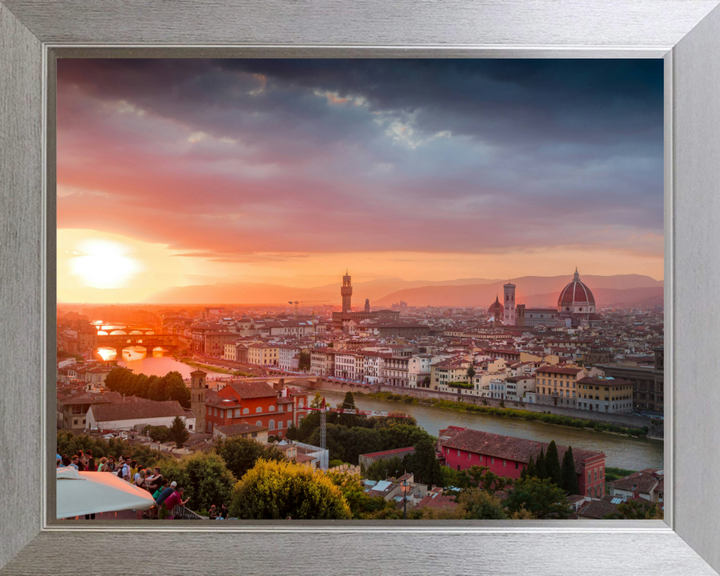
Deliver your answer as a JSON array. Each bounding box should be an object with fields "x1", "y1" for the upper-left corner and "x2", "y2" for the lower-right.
[{"x1": 95, "y1": 333, "x2": 183, "y2": 358}]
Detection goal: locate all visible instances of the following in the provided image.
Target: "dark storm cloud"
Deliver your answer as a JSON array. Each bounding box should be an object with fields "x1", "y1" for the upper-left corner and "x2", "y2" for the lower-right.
[{"x1": 56, "y1": 58, "x2": 664, "y2": 258}]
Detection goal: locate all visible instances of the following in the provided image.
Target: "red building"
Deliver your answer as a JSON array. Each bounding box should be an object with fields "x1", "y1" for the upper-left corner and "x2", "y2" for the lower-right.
[
  {"x1": 204, "y1": 381, "x2": 309, "y2": 439},
  {"x1": 439, "y1": 427, "x2": 606, "y2": 498}
]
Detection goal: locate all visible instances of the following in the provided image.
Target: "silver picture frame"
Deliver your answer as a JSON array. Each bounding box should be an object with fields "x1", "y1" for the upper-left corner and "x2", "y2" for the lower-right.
[{"x1": 2, "y1": 1, "x2": 720, "y2": 574}]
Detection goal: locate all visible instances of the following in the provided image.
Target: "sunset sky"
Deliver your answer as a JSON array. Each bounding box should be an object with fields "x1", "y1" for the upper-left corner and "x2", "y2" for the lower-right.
[{"x1": 57, "y1": 59, "x2": 664, "y2": 303}]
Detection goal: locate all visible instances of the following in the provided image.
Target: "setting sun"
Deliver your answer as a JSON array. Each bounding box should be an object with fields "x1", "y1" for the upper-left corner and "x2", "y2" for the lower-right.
[{"x1": 68, "y1": 239, "x2": 143, "y2": 289}]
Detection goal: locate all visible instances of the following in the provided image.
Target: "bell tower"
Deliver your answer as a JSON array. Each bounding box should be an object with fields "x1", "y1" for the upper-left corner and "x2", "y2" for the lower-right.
[
  {"x1": 503, "y1": 281, "x2": 516, "y2": 326},
  {"x1": 190, "y1": 369, "x2": 207, "y2": 434},
  {"x1": 341, "y1": 270, "x2": 353, "y2": 313}
]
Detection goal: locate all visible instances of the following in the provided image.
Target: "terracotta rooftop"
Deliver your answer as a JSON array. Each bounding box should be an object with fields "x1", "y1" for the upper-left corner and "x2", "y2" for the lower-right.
[
  {"x1": 215, "y1": 422, "x2": 268, "y2": 436},
  {"x1": 577, "y1": 499, "x2": 618, "y2": 519},
  {"x1": 440, "y1": 427, "x2": 604, "y2": 473},
  {"x1": 226, "y1": 381, "x2": 278, "y2": 399},
  {"x1": 90, "y1": 400, "x2": 187, "y2": 423}
]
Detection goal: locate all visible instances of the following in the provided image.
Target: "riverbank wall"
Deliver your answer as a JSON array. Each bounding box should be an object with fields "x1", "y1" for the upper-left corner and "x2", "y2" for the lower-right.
[
  {"x1": 370, "y1": 385, "x2": 658, "y2": 430},
  {"x1": 305, "y1": 380, "x2": 659, "y2": 431}
]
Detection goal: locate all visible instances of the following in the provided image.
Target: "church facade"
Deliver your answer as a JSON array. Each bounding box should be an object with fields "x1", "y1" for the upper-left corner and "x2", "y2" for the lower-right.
[{"x1": 488, "y1": 269, "x2": 601, "y2": 328}]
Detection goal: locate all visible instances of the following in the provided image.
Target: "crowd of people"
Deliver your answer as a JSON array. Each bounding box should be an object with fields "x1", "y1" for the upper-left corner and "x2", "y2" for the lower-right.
[{"x1": 57, "y1": 450, "x2": 231, "y2": 520}]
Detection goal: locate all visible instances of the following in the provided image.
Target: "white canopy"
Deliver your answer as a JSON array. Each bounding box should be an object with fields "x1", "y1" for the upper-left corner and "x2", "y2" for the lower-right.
[{"x1": 56, "y1": 466, "x2": 155, "y2": 519}]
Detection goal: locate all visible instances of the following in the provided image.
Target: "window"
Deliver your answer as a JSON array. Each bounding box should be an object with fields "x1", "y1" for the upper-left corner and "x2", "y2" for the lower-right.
[
  {"x1": 234, "y1": 408, "x2": 241, "y2": 418},
  {"x1": 287, "y1": 420, "x2": 292, "y2": 428},
  {"x1": 458, "y1": 450, "x2": 461, "y2": 457},
  {"x1": 256, "y1": 421, "x2": 262, "y2": 426},
  {"x1": 600, "y1": 468, "x2": 604, "y2": 479},
  {"x1": 491, "y1": 457, "x2": 494, "y2": 464},
  {"x1": 213, "y1": 408, "x2": 217, "y2": 416},
  {"x1": 594, "y1": 470, "x2": 598, "y2": 481},
  {"x1": 269, "y1": 405, "x2": 275, "y2": 412},
  {"x1": 503, "y1": 460, "x2": 506, "y2": 467},
  {"x1": 468, "y1": 452, "x2": 471, "y2": 459},
  {"x1": 242, "y1": 408, "x2": 249, "y2": 415},
  {"x1": 256, "y1": 407, "x2": 262, "y2": 413},
  {"x1": 515, "y1": 462, "x2": 519, "y2": 470},
  {"x1": 277, "y1": 421, "x2": 283, "y2": 429},
  {"x1": 588, "y1": 472, "x2": 591, "y2": 482}
]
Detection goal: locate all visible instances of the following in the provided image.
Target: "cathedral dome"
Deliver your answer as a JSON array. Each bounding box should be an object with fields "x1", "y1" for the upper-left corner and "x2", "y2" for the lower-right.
[
  {"x1": 557, "y1": 269, "x2": 595, "y2": 313},
  {"x1": 488, "y1": 295, "x2": 504, "y2": 314}
]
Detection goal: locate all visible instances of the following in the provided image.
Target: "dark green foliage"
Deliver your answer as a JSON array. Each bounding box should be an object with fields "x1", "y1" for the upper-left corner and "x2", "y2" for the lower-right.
[
  {"x1": 503, "y1": 477, "x2": 571, "y2": 519},
  {"x1": 215, "y1": 436, "x2": 286, "y2": 480},
  {"x1": 525, "y1": 456, "x2": 536, "y2": 479},
  {"x1": 404, "y1": 437, "x2": 443, "y2": 487},
  {"x1": 545, "y1": 441, "x2": 563, "y2": 486},
  {"x1": 448, "y1": 381, "x2": 473, "y2": 389},
  {"x1": 341, "y1": 391, "x2": 356, "y2": 409},
  {"x1": 168, "y1": 416, "x2": 189, "y2": 448},
  {"x1": 535, "y1": 448, "x2": 547, "y2": 480},
  {"x1": 561, "y1": 446, "x2": 580, "y2": 494},
  {"x1": 458, "y1": 488, "x2": 507, "y2": 519},
  {"x1": 144, "y1": 425, "x2": 170, "y2": 443},
  {"x1": 56, "y1": 431, "x2": 164, "y2": 468},
  {"x1": 298, "y1": 351, "x2": 311, "y2": 371},
  {"x1": 466, "y1": 365, "x2": 476, "y2": 380},
  {"x1": 104, "y1": 367, "x2": 191, "y2": 407},
  {"x1": 365, "y1": 456, "x2": 406, "y2": 481},
  {"x1": 158, "y1": 452, "x2": 236, "y2": 513}
]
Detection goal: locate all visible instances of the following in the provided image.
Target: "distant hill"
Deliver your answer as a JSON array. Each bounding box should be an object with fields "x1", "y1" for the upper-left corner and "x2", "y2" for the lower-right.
[
  {"x1": 142, "y1": 276, "x2": 505, "y2": 305},
  {"x1": 65, "y1": 273, "x2": 662, "y2": 307},
  {"x1": 522, "y1": 286, "x2": 664, "y2": 308},
  {"x1": 373, "y1": 274, "x2": 663, "y2": 308}
]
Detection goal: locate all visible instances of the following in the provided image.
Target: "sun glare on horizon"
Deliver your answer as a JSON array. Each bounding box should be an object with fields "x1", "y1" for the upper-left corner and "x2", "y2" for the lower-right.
[{"x1": 68, "y1": 238, "x2": 144, "y2": 289}]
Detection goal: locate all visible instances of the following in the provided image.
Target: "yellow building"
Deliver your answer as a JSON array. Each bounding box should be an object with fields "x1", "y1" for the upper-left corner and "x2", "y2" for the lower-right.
[
  {"x1": 576, "y1": 376, "x2": 634, "y2": 413},
  {"x1": 534, "y1": 365, "x2": 586, "y2": 408},
  {"x1": 247, "y1": 344, "x2": 279, "y2": 366}
]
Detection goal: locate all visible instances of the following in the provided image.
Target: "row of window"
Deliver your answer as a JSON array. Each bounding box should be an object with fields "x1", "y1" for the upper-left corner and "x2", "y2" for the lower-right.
[{"x1": 207, "y1": 404, "x2": 297, "y2": 418}]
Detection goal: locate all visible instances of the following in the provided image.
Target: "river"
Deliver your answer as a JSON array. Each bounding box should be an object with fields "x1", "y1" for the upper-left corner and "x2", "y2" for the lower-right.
[
  {"x1": 321, "y1": 390, "x2": 664, "y2": 471},
  {"x1": 116, "y1": 349, "x2": 233, "y2": 389}
]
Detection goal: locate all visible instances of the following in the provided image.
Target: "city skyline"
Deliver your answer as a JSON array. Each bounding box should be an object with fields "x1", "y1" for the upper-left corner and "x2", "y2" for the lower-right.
[{"x1": 57, "y1": 59, "x2": 664, "y2": 303}]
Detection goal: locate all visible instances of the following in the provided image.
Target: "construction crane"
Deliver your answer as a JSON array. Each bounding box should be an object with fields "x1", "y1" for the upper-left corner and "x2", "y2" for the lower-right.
[{"x1": 306, "y1": 398, "x2": 412, "y2": 450}]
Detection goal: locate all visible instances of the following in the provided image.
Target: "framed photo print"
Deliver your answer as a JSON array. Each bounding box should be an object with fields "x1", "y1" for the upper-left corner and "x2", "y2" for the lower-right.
[{"x1": 2, "y1": 1, "x2": 720, "y2": 575}]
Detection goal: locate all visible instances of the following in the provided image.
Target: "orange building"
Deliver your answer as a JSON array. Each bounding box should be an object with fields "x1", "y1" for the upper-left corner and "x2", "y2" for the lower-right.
[{"x1": 204, "y1": 381, "x2": 308, "y2": 438}]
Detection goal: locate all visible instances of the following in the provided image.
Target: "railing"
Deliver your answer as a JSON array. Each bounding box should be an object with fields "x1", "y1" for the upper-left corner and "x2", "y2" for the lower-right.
[{"x1": 171, "y1": 505, "x2": 205, "y2": 520}]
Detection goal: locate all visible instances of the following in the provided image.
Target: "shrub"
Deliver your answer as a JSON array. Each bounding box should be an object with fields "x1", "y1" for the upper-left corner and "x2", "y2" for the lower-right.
[{"x1": 229, "y1": 459, "x2": 352, "y2": 519}]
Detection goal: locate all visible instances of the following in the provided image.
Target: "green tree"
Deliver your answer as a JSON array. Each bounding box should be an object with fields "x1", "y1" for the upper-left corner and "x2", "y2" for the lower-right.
[
  {"x1": 339, "y1": 391, "x2": 357, "y2": 426},
  {"x1": 341, "y1": 391, "x2": 356, "y2": 410},
  {"x1": 466, "y1": 365, "x2": 476, "y2": 381},
  {"x1": 458, "y1": 488, "x2": 508, "y2": 519},
  {"x1": 560, "y1": 446, "x2": 580, "y2": 494},
  {"x1": 144, "y1": 425, "x2": 171, "y2": 443},
  {"x1": 215, "y1": 436, "x2": 286, "y2": 480},
  {"x1": 229, "y1": 459, "x2": 352, "y2": 519},
  {"x1": 168, "y1": 416, "x2": 189, "y2": 448},
  {"x1": 310, "y1": 392, "x2": 324, "y2": 409},
  {"x1": 298, "y1": 351, "x2": 311, "y2": 371},
  {"x1": 525, "y1": 456, "x2": 536, "y2": 479},
  {"x1": 545, "y1": 441, "x2": 563, "y2": 486},
  {"x1": 503, "y1": 477, "x2": 571, "y2": 519},
  {"x1": 158, "y1": 452, "x2": 235, "y2": 514},
  {"x1": 404, "y1": 437, "x2": 444, "y2": 487},
  {"x1": 422, "y1": 376, "x2": 431, "y2": 388},
  {"x1": 365, "y1": 456, "x2": 406, "y2": 481},
  {"x1": 535, "y1": 448, "x2": 547, "y2": 480}
]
